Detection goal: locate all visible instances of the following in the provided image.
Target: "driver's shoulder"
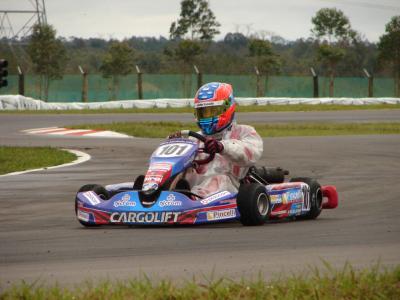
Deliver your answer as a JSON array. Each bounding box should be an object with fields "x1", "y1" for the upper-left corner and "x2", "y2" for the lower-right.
[{"x1": 231, "y1": 123, "x2": 259, "y2": 136}]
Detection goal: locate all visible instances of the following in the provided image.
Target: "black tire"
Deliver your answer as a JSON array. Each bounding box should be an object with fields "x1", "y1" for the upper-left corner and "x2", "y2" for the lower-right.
[
  {"x1": 237, "y1": 183, "x2": 271, "y2": 226},
  {"x1": 75, "y1": 184, "x2": 109, "y2": 227},
  {"x1": 290, "y1": 177, "x2": 322, "y2": 220}
]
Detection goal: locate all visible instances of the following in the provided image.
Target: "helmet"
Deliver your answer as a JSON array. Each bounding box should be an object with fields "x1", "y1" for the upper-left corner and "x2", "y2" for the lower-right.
[{"x1": 194, "y1": 82, "x2": 236, "y2": 135}]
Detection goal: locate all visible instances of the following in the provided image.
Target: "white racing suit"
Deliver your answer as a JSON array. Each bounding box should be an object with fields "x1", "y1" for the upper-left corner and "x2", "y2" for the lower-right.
[{"x1": 185, "y1": 122, "x2": 263, "y2": 197}]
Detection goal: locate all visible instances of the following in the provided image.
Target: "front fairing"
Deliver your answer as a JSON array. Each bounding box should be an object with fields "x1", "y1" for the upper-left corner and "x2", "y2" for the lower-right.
[{"x1": 76, "y1": 190, "x2": 238, "y2": 225}]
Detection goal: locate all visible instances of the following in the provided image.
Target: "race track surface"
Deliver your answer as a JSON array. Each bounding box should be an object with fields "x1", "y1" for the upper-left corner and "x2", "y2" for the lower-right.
[{"x1": 0, "y1": 111, "x2": 399, "y2": 286}]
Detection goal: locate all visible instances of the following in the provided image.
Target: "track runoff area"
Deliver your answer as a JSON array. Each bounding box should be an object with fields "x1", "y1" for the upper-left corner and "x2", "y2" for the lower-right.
[{"x1": 0, "y1": 110, "x2": 399, "y2": 287}]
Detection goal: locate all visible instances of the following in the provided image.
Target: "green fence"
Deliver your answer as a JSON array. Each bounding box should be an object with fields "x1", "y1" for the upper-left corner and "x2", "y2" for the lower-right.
[{"x1": 0, "y1": 74, "x2": 396, "y2": 102}]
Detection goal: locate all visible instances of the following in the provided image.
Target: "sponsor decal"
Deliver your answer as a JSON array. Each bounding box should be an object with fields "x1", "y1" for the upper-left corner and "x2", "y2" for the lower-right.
[
  {"x1": 159, "y1": 194, "x2": 182, "y2": 207},
  {"x1": 144, "y1": 175, "x2": 163, "y2": 184},
  {"x1": 149, "y1": 162, "x2": 172, "y2": 171},
  {"x1": 270, "y1": 194, "x2": 281, "y2": 204},
  {"x1": 282, "y1": 189, "x2": 303, "y2": 204},
  {"x1": 206, "y1": 209, "x2": 236, "y2": 221},
  {"x1": 143, "y1": 182, "x2": 158, "y2": 192},
  {"x1": 195, "y1": 100, "x2": 224, "y2": 107},
  {"x1": 200, "y1": 191, "x2": 231, "y2": 205},
  {"x1": 288, "y1": 203, "x2": 302, "y2": 215},
  {"x1": 113, "y1": 193, "x2": 137, "y2": 208},
  {"x1": 287, "y1": 190, "x2": 303, "y2": 202},
  {"x1": 83, "y1": 191, "x2": 101, "y2": 206},
  {"x1": 110, "y1": 211, "x2": 181, "y2": 223},
  {"x1": 77, "y1": 210, "x2": 90, "y2": 222}
]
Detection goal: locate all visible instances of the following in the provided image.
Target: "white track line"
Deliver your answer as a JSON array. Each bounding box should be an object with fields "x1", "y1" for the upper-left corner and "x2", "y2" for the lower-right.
[{"x1": 0, "y1": 149, "x2": 91, "y2": 177}]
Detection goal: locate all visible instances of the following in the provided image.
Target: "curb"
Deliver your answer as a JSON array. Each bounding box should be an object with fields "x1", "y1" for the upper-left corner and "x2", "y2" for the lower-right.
[{"x1": 0, "y1": 149, "x2": 91, "y2": 177}]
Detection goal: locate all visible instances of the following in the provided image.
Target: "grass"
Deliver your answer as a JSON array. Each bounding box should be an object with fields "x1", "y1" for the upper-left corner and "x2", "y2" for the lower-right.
[
  {"x1": 1, "y1": 264, "x2": 399, "y2": 299},
  {"x1": 0, "y1": 147, "x2": 76, "y2": 175},
  {"x1": 1, "y1": 103, "x2": 400, "y2": 114},
  {"x1": 69, "y1": 121, "x2": 400, "y2": 138}
]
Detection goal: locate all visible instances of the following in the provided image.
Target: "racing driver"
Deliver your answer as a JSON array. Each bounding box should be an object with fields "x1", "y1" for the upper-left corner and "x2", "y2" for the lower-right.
[{"x1": 170, "y1": 82, "x2": 263, "y2": 197}]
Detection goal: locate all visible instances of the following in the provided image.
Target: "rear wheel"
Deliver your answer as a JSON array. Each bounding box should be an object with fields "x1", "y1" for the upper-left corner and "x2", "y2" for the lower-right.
[
  {"x1": 290, "y1": 177, "x2": 322, "y2": 220},
  {"x1": 75, "y1": 184, "x2": 109, "y2": 227},
  {"x1": 237, "y1": 183, "x2": 271, "y2": 226}
]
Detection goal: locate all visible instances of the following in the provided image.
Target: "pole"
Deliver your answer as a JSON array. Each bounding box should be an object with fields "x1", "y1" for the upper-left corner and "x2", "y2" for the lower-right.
[
  {"x1": 363, "y1": 68, "x2": 374, "y2": 98},
  {"x1": 310, "y1": 67, "x2": 319, "y2": 98},
  {"x1": 78, "y1": 65, "x2": 88, "y2": 102},
  {"x1": 193, "y1": 65, "x2": 202, "y2": 89},
  {"x1": 17, "y1": 66, "x2": 24, "y2": 96},
  {"x1": 136, "y1": 65, "x2": 143, "y2": 100},
  {"x1": 254, "y1": 66, "x2": 262, "y2": 97}
]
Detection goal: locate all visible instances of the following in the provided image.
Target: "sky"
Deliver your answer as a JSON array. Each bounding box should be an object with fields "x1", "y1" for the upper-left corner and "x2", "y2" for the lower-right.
[{"x1": 1, "y1": 0, "x2": 400, "y2": 42}]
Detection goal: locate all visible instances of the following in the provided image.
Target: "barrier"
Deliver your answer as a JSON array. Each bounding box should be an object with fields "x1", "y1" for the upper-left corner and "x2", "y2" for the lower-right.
[{"x1": 0, "y1": 95, "x2": 399, "y2": 111}]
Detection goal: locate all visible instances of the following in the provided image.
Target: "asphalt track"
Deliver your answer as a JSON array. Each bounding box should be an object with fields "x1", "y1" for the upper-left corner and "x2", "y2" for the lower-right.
[{"x1": 0, "y1": 111, "x2": 399, "y2": 287}]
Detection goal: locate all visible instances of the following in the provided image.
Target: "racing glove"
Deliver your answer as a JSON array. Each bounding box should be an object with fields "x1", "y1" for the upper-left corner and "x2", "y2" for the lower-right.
[
  {"x1": 168, "y1": 131, "x2": 182, "y2": 139},
  {"x1": 204, "y1": 137, "x2": 224, "y2": 154}
]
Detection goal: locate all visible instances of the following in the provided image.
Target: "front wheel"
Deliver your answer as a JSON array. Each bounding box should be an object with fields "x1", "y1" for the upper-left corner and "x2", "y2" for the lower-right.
[
  {"x1": 237, "y1": 183, "x2": 271, "y2": 226},
  {"x1": 290, "y1": 177, "x2": 322, "y2": 220},
  {"x1": 75, "y1": 184, "x2": 109, "y2": 227}
]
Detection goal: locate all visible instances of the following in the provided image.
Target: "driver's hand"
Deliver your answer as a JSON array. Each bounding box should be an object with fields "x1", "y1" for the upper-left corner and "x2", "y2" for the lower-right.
[
  {"x1": 204, "y1": 137, "x2": 224, "y2": 154},
  {"x1": 168, "y1": 131, "x2": 182, "y2": 139}
]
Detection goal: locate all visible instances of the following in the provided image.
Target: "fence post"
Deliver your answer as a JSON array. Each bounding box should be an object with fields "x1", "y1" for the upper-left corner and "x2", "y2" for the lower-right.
[
  {"x1": 17, "y1": 66, "x2": 24, "y2": 96},
  {"x1": 310, "y1": 67, "x2": 319, "y2": 98},
  {"x1": 136, "y1": 65, "x2": 143, "y2": 100},
  {"x1": 363, "y1": 68, "x2": 374, "y2": 97},
  {"x1": 78, "y1": 66, "x2": 88, "y2": 102},
  {"x1": 255, "y1": 66, "x2": 262, "y2": 97},
  {"x1": 193, "y1": 65, "x2": 202, "y2": 89}
]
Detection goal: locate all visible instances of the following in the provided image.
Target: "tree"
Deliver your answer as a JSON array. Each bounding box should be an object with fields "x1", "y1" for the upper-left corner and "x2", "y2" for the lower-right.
[
  {"x1": 378, "y1": 16, "x2": 400, "y2": 97},
  {"x1": 170, "y1": 0, "x2": 220, "y2": 41},
  {"x1": 165, "y1": 39, "x2": 203, "y2": 97},
  {"x1": 169, "y1": 0, "x2": 220, "y2": 96},
  {"x1": 100, "y1": 41, "x2": 135, "y2": 100},
  {"x1": 311, "y1": 8, "x2": 355, "y2": 97},
  {"x1": 27, "y1": 24, "x2": 67, "y2": 101},
  {"x1": 248, "y1": 39, "x2": 280, "y2": 96}
]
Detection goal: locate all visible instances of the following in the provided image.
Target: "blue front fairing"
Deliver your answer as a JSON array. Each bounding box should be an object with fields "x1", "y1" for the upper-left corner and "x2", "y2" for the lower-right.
[{"x1": 76, "y1": 189, "x2": 239, "y2": 225}]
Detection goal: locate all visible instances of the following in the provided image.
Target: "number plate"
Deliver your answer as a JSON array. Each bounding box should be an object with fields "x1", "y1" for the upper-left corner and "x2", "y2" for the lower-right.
[{"x1": 154, "y1": 143, "x2": 194, "y2": 157}]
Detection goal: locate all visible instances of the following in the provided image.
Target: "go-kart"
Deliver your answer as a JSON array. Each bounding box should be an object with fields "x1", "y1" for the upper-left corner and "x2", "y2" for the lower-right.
[{"x1": 75, "y1": 130, "x2": 338, "y2": 227}]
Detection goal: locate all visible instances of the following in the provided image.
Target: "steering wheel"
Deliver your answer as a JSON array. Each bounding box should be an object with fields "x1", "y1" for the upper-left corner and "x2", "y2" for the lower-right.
[{"x1": 180, "y1": 130, "x2": 215, "y2": 166}]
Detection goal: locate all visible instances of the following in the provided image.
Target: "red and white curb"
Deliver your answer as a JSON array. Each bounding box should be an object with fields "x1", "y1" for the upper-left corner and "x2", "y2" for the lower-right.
[
  {"x1": 22, "y1": 127, "x2": 132, "y2": 138},
  {"x1": 0, "y1": 149, "x2": 91, "y2": 177}
]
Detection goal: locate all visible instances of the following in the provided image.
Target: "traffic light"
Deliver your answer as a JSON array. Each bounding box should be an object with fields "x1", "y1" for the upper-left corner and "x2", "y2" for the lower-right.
[{"x1": 0, "y1": 59, "x2": 8, "y2": 88}]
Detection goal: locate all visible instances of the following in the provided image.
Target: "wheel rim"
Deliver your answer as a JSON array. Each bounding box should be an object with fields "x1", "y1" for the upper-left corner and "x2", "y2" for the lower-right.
[{"x1": 257, "y1": 193, "x2": 269, "y2": 216}]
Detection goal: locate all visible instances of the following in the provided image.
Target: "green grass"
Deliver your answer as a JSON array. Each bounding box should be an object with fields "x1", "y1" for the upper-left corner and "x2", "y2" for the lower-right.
[
  {"x1": 1, "y1": 103, "x2": 399, "y2": 114},
  {"x1": 1, "y1": 264, "x2": 399, "y2": 299},
  {"x1": 0, "y1": 147, "x2": 76, "y2": 175},
  {"x1": 69, "y1": 121, "x2": 400, "y2": 138}
]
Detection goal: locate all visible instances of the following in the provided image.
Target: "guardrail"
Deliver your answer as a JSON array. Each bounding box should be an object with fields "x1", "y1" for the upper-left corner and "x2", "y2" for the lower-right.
[{"x1": 1, "y1": 95, "x2": 399, "y2": 110}]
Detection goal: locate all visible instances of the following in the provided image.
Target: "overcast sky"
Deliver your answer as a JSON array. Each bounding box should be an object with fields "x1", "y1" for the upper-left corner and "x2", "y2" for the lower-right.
[{"x1": 1, "y1": 0, "x2": 400, "y2": 42}]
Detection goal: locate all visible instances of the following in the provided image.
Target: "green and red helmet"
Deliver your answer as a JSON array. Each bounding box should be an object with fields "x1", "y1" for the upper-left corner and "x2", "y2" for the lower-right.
[{"x1": 194, "y1": 82, "x2": 236, "y2": 135}]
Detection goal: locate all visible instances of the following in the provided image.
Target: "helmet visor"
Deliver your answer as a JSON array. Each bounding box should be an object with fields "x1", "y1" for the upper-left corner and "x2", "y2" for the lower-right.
[{"x1": 195, "y1": 105, "x2": 225, "y2": 120}]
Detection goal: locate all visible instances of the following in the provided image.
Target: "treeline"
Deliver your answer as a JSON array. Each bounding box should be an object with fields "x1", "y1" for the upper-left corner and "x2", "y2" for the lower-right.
[{"x1": 0, "y1": 33, "x2": 385, "y2": 77}]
